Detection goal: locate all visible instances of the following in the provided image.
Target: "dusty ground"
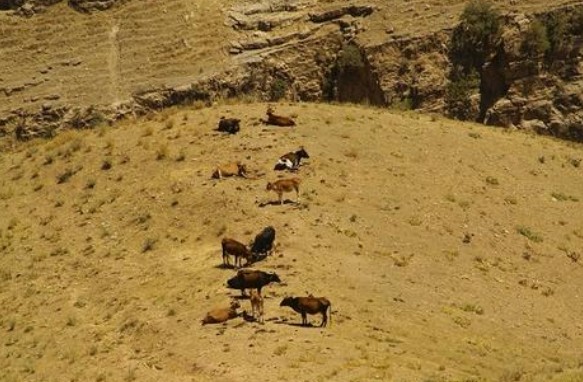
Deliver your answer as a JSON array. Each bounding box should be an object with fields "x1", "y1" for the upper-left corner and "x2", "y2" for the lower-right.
[
  {"x1": 1, "y1": 102, "x2": 583, "y2": 381},
  {"x1": 0, "y1": 0, "x2": 577, "y2": 118}
]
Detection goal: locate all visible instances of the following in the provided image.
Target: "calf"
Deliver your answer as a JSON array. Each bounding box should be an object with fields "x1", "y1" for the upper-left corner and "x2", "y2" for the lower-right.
[
  {"x1": 221, "y1": 238, "x2": 255, "y2": 268},
  {"x1": 201, "y1": 301, "x2": 241, "y2": 325},
  {"x1": 212, "y1": 162, "x2": 248, "y2": 180},
  {"x1": 250, "y1": 289, "x2": 264, "y2": 324},
  {"x1": 266, "y1": 178, "x2": 301, "y2": 205},
  {"x1": 217, "y1": 117, "x2": 240, "y2": 134},
  {"x1": 264, "y1": 106, "x2": 295, "y2": 127},
  {"x1": 274, "y1": 147, "x2": 310, "y2": 171},
  {"x1": 227, "y1": 269, "x2": 281, "y2": 296},
  {"x1": 280, "y1": 296, "x2": 332, "y2": 327},
  {"x1": 250, "y1": 226, "x2": 276, "y2": 258}
]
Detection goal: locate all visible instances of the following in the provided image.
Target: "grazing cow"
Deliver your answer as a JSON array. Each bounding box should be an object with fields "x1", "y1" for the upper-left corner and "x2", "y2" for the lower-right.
[
  {"x1": 221, "y1": 238, "x2": 255, "y2": 268},
  {"x1": 201, "y1": 300, "x2": 241, "y2": 325},
  {"x1": 212, "y1": 162, "x2": 248, "y2": 180},
  {"x1": 227, "y1": 269, "x2": 281, "y2": 296},
  {"x1": 250, "y1": 226, "x2": 276, "y2": 258},
  {"x1": 280, "y1": 296, "x2": 332, "y2": 327},
  {"x1": 250, "y1": 289, "x2": 264, "y2": 324},
  {"x1": 274, "y1": 147, "x2": 310, "y2": 171},
  {"x1": 217, "y1": 117, "x2": 241, "y2": 134},
  {"x1": 264, "y1": 106, "x2": 295, "y2": 127},
  {"x1": 266, "y1": 178, "x2": 301, "y2": 204}
]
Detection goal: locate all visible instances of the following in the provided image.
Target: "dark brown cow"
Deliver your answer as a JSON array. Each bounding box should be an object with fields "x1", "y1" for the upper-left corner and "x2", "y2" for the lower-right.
[
  {"x1": 221, "y1": 238, "x2": 255, "y2": 268},
  {"x1": 264, "y1": 106, "x2": 295, "y2": 127},
  {"x1": 280, "y1": 296, "x2": 332, "y2": 327}
]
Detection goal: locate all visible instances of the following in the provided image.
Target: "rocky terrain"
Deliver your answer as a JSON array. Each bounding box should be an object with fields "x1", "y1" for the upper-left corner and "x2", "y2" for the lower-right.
[{"x1": 1, "y1": 0, "x2": 583, "y2": 141}]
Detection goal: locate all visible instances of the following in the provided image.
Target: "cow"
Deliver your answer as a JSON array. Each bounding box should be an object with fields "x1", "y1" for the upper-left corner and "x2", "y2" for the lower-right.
[
  {"x1": 212, "y1": 162, "x2": 248, "y2": 180},
  {"x1": 280, "y1": 296, "x2": 332, "y2": 327},
  {"x1": 274, "y1": 147, "x2": 310, "y2": 171},
  {"x1": 217, "y1": 117, "x2": 241, "y2": 134},
  {"x1": 221, "y1": 238, "x2": 255, "y2": 268},
  {"x1": 264, "y1": 106, "x2": 295, "y2": 127},
  {"x1": 250, "y1": 289, "x2": 264, "y2": 324},
  {"x1": 201, "y1": 300, "x2": 241, "y2": 325},
  {"x1": 266, "y1": 178, "x2": 301, "y2": 205},
  {"x1": 226, "y1": 269, "x2": 281, "y2": 297},
  {"x1": 250, "y1": 226, "x2": 276, "y2": 259}
]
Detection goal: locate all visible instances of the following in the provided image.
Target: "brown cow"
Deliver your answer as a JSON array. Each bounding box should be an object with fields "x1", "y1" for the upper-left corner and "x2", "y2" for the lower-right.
[
  {"x1": 221, "y1": 238, "x2": 255, "y2": 268},
  {"x1": 212, "y1": 162, "x2": 248, "y2": 180},
  {"x1": 264, "y1": 106, "x2": 296, "y2": 127},
  {"x1": 266, "y1": 177, "x2": 301, "y2": 204},
  {"x1": 280, "y1": 296, "x2": 332, "y2": 327},
  {"x1": 250, "y1": 289, "x2": 264, "y2": 324},
  {"x1": 201, "y1": 301, "x2": 241, "y2": 325}
]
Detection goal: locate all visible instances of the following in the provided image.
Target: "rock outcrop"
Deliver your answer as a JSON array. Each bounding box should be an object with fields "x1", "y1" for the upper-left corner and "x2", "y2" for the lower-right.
[{"x1": 0, "y1": 0, "x2": 124, "y2": 15}]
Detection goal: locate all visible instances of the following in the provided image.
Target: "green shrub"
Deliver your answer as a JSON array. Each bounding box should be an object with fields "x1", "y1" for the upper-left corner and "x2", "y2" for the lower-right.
[
  {"x1": 544, "y1": 12, "x2": 570, "y2": 57},
  {"x1": 337, "y1": 44, "x2": 364, "y2": 70},
  {"x1": 445, "y1": 69, "x2": 479, "y2": 121},
  {"x1": 517, "y1": 226, "x2": 543, "y2": 243},
  {"x1": 450, "y1": 0, "x2": 501, "y2": 70},
  {"x1": 270, "y1": 79, "x2": 288, "y2": 101},
  {"x1": 521, "y1": 19, "x2": 550, "y2": 57}
]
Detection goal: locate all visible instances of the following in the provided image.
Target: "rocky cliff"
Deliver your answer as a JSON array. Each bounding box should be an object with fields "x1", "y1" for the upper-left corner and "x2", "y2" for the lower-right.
[{"x1": 1, "y1": 0, "x2": 582, "y2": 142}]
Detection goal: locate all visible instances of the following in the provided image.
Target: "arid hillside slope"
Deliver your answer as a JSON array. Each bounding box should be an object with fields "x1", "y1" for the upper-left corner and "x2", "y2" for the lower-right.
[{"x1": 1, "y1": 103, "x2": 582, "y2": 382}]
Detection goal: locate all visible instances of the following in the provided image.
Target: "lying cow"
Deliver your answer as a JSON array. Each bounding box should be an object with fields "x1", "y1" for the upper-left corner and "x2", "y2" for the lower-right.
[
  {"x1": 201, "y1": 300, "x2": 241, "y2": 325},
  {"x1": 264, "y1": 106, "x2": 295, "y2": 127},
  {"x1": 274, "y1": 147, "x2": 310, "y2": 171},
  {"x1": 280, "y1": 296, "x2": 332, "y2": 327},
  {"x1": 212, "y1": 162, "x2": 248, "y2": 180},
  {"x1": 227, "y1": 269, "x2": 281, "y2": 297},
  {"x1": 250, "y1": 226, "x2": 276, "y2": 259},
  {"x1": 217, "y1": 117, "x2": 241, "y2": 134}
]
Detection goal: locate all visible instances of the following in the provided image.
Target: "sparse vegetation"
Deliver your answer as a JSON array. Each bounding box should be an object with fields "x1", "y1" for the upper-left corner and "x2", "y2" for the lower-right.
[
  {"x1": 521, "y1": 19, "x2": 550, "y2": 58},
  {"x1": 155, "y1": 144, "x2": 168, "y2": 160},
  {"x1": 56, "y1": 168, "x2": 76, "y2": 184},
  {"x1": 517, "y1": 226, "x2": 544, "y2": 243},
  {"x1": 450, "y1": 0, "x2": 501, "y2": 70},
  {"x1": 270, "y1": 78, "x2": 288, "y2": 101},
  {"x1": 142, "y1": 237, "x2": 157, "y2": 253}
]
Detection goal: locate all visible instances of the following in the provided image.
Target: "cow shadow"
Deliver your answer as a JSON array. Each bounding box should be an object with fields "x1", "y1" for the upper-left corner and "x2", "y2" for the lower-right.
[
  {"x1": 214, "y1": 263, "x2": 237, "y2": 270},
  {"x1": 257, "y1": 200, "x2": 299, "y2": 208},
  {"x1": 274, "y1": 320, "x2": 322, "y2": 328}
]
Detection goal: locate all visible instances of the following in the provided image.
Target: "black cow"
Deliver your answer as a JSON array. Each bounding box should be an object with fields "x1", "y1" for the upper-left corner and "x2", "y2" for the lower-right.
[
  {"x1": 217, "y1": 117, "x2": 240, "y2": 134},
  {"x1": 227, "y1": 269, "x2": 281, "y2": 296},
  {"x1": 250, "y1": 226, "x2": 276, "y2": 259}
]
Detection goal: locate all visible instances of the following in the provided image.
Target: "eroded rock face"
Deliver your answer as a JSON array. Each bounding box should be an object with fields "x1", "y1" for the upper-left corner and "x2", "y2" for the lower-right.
[
  {"x1": 2, "y1": 1, "x2": 583, "y2": 143},
  {"x1": 0, "y1": 0, "x2": 125, "y2": 15},
  {"x1": 68, "y1": 0, "x2": 126, "y2": 13}
]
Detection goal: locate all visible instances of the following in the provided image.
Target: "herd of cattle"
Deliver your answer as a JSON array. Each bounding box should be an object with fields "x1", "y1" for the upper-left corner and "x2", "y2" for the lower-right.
[{"x1": 201, "y1": 106, "x2": 332, "y2": 328}]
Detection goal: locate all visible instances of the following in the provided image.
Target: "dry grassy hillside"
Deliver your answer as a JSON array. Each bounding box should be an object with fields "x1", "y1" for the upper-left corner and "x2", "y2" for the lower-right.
[
  {"x1": 0, "y1": 0, "x2": 577, "y2": 119},
  {"x1": 1, "y1": 102, "x2": 583, "y2": 382}
]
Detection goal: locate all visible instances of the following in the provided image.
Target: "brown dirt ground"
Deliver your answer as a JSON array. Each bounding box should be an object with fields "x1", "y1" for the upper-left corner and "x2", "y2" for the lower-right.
[{"x1": 1, "y1": 102, "x2": 583, "y2": 382}]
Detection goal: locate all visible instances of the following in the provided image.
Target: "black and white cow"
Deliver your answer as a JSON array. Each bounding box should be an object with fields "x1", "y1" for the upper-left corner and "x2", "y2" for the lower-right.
[{"x1": 274, "y1": 147, "x2": 310, "y2": 171}]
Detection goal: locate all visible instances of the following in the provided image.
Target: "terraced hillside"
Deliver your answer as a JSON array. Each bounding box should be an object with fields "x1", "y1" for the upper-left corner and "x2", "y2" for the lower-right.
[
  {"x1": 1, "y1": 102, "x2": 582, "y2": 381},
  {"x1": 0, "y1": 0, "x2": 578, "y2": 121}
]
